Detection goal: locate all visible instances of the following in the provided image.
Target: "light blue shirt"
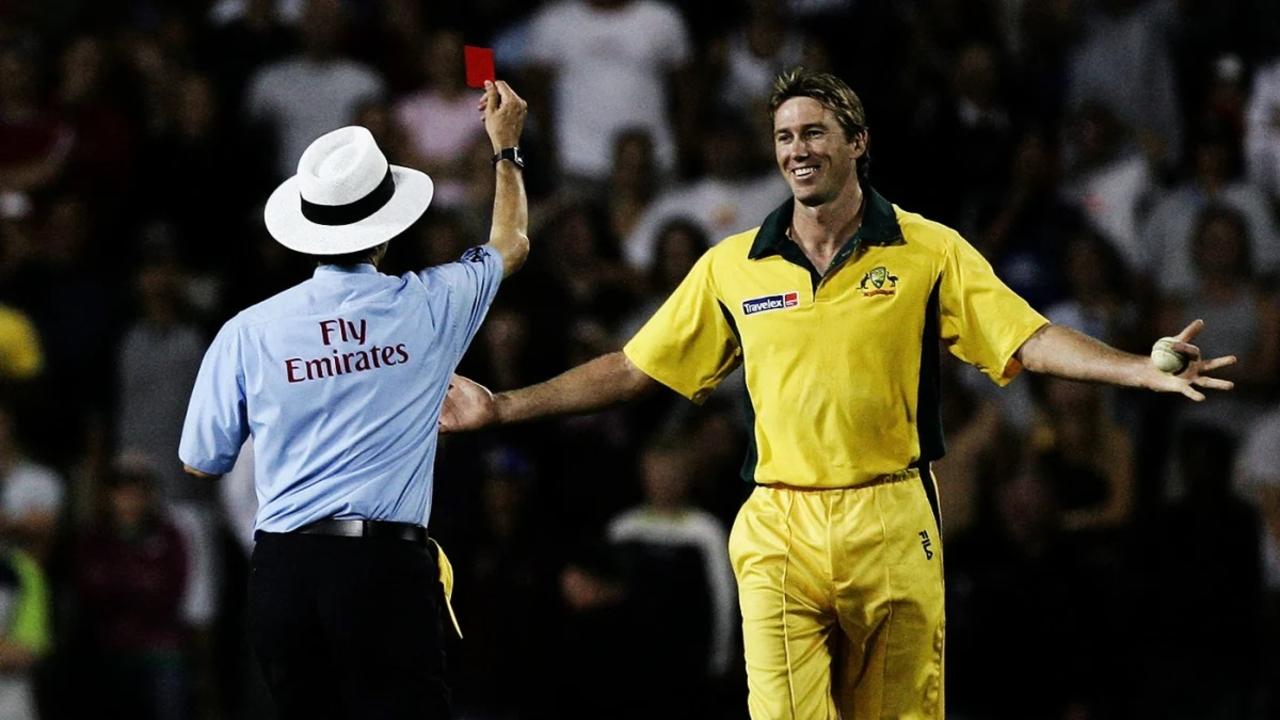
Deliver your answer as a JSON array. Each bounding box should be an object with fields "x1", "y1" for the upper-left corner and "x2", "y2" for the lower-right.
[{"x1": 179, "y1": 246, "x2": 503, "y2": 533}]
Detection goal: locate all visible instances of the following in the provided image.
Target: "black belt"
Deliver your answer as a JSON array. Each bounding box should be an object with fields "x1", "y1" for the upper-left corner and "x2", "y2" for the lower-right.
[{"x1": 294, "y1": 519, "x2": 428, "y2": 545}]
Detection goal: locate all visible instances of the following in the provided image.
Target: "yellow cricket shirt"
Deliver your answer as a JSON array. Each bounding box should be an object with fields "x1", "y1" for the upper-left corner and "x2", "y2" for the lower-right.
[{"x1": 623, "y1": 188, "x2": 1049, "y2": 488}]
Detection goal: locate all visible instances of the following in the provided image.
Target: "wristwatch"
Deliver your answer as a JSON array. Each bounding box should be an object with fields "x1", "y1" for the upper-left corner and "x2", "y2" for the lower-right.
[{"x1": 491, "y1": 146, "x2": 524, "y2": 170}]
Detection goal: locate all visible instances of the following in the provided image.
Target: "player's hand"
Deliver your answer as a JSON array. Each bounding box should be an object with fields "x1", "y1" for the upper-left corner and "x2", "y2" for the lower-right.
[
  {"x1": 439, "y1": 374, "x2": 499, "y2": 433},
  {"x1": 1146, "y1": 319, "x2": 1237, "y2": 401},
  {"x1": 479, "y1": 80, "x2": 527, "y2": 153}
]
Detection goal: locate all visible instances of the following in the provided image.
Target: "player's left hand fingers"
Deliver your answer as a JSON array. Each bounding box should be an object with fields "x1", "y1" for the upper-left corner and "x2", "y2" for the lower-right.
[
  {"x1": 1192, "y1": 376, "x2": 1234, "y2": 391},
  {"x1": 1174, "y1": 318, "x2": 1204, "y2": 342},
  {"x1": 1170, "y1": 341, "x2": 1200, "y2": 358},
  {"x1": 1181, "y1": 384, "x2": 1206, "y2": 402},
  {"x1": 1199, "y1": 355, "x2": 1238, "y2": 373}
]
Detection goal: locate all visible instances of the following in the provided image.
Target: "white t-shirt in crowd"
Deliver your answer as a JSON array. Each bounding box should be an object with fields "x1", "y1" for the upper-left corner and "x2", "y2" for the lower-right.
[
  {"x1": 526, "y1": 0, "x2": 691, "y2": 180},
  {"x1": 246, "y1": 56, "x2": 385, "y2": 177},
  {"x1": 1246, "y1": 59, "x2": 1280, "y2": 201},
  {"x1": 623, "y1": 174, "x2": 791, "y2": 269},
  {"x1": 1236, "y1": 407, "x2": 1280, "y2": 591},
  {"x1": 1, "y1": 462, "x2": 62, "y2": 522}
]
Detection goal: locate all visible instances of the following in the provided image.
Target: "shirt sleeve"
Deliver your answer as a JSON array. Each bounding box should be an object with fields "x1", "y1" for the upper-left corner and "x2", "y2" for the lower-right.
[
  {"x1": 179, "y1": 320, "x2": 249, "y2": 474},
  {"x1": 623, "y1": 251, "x2": 741, "y2": 402},
  {"x1": 419, "y1": 245, "x2": 505, "y2": 363},
  {"x1": 938, "y1": 231, "x2": 1049, "y2": 386}
]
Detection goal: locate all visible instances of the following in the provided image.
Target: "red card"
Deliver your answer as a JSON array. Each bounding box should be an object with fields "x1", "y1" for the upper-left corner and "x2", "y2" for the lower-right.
[{"x1": 464, "y1": 46, "x2": 496, "y2": 89}]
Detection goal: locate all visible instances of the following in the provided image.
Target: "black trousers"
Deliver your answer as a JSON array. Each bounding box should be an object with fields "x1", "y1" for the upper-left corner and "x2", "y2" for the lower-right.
[{"x1": 248, "y1": 531, "x2": 450, "y2": 719}]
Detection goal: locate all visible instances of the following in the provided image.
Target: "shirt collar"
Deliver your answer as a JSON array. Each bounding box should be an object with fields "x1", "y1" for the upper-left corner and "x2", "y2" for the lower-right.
[
  {"x1": 313, "y1": 263, "x2": 380, "y2": 278},
  {"x1": 747, "y1": 186, "x2": 902, "y2": 260}
]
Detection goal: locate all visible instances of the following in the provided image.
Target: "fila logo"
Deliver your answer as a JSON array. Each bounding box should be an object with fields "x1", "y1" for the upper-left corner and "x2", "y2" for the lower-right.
[
  {"x1": 742, "y1": 291, "x2": 799, "y2": 316},
  {"x1": 919, "y1": 530, "x2": 934, "y2": 560}
]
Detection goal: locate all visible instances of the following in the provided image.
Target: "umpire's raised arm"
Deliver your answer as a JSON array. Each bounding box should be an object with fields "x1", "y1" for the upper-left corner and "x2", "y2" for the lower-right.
[{"x1": 480, "y1": 80, "x2": 530, "y2": 277}]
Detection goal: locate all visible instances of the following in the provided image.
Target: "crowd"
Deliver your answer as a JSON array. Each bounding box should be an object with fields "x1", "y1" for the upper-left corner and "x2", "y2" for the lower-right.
[{"x1": 0, "y1": 0, "x2": 1279, "y2": 717}]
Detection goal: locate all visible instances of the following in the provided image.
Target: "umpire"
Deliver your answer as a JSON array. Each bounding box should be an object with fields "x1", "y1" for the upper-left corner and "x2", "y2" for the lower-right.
[{"x1": 178, "y1": 80, "x2": 528, "y2": 719}]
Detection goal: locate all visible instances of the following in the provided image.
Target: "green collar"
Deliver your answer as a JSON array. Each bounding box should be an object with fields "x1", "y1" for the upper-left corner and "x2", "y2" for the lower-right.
[{"x1": 747, "y1": 186, "x2": 902, "y2": 261}]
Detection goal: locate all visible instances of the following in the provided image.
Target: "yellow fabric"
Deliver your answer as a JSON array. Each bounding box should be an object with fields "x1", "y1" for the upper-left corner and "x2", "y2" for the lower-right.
[
  {"x1": 0, "y1": 305, "x2": 43, "y2": 380},
  {"x1": 728, "y1": 473, "x2": 944, "y2": 719},
  {"x1": 624, "y1": 201, "x2": 1047, "y2": 488},
  {"x1": 429, "y1": 539, "x2": 462, "y2": 639}
]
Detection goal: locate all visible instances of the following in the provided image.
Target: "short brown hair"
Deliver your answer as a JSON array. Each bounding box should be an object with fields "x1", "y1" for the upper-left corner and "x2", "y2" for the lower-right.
[{"x1": 769, "y1": 68, "x2": 870, "y2": 180}]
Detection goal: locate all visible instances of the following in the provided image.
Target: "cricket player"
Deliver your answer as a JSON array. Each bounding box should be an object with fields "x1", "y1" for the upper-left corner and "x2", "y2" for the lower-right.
[{"x1": 440, "y1": 69, "x2": 1235, "y2": 719}]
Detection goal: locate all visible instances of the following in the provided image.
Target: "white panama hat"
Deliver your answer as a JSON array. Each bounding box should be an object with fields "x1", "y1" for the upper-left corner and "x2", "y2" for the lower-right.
[{"x1": 264, "y1": 126, "x2": 433, "y2": 255}]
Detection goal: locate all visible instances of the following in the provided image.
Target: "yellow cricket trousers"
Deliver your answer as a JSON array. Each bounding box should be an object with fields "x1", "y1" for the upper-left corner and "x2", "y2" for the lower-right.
[{"x1": 728, "y1": 468, "x2": 945, "y2": 719}]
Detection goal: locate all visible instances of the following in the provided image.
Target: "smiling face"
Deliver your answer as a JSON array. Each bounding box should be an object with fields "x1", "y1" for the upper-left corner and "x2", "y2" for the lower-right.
[{"x1": 773, "y1": 97, "x2": 865, "y2": 207}]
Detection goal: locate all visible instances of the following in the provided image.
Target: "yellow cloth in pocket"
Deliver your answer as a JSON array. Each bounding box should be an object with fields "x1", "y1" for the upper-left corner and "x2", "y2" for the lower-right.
[{"x1": 429, "y1": 539, "x2": 463, "y2": 639}]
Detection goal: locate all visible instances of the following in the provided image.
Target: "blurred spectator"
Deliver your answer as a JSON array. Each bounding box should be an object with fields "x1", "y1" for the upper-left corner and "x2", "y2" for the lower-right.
[
  {"x1": 114, "y1": 251, "x2": 220, "y2": 714},
  {"x1": 549, "y1": 548, "x2": 628, "y2": 719},
  {"x1": 1060, "y1": 103, "x2": 1155, "y2": 276},
  {"x1": 1245, "y1": 55, "x2": 1280, "y2": 202},
  {"x1": 1200, "y1": 54, "x2": 1249, "y2": 138},
  {"x1": 141, "y1": 70, "x2": 266, "y2": 278},
  {"x1": 23, "y1": 194, "x2": 120, "y2": 433},
  {"x1": 451, "y1": 447, "x2": 556, "y2": 718},
  {"x1": 607, "y1": 440, "x2": 736, "y2": 712},
  {"x1": 1028, "y1": 376, "x2": 1136, "y2": 531},
  {"x1": 604, "y1": 129, "x2": 659, "y2": 245},
  {"x1": 1142, "y1": 425, "x2": 1261, "y2": 718},
  {"x1": 1067, "y1": 0, "x2": 1183, "y2": 168},
  {"x1": 617, "y1": 217, "x2": 710, "y2": 342},
  {"x1": 1160, "y1": 205, "x2": 1280, "y2": 434},
  {"x1": 244, "y1": 0, "x2": 385, "y2": 178},
  {"x1": 915, "y1": 41, "x2": 1016, "y2": 234},
  {"x1": 1143, "y1": 124, "x2": 1280, "y2": 297},
  {"x1": 0, "y1": 400, "x2": 61, "y2": 563},
  {"x1": 0, "y1": 44, "x2": 72, "y2": 193},
  {"x1": 200, "y1": 0, "x2": 297, "y2": 106},
  {"x1": 0, "y1": 304, "x2": 41, "y2": 383},
  {"x1": 525, "y1": 0, "x2": 695, "y2": 182},
  {"x1": 623, "y1": 115, "x2": 789, "y2": 269},
  {"x1": 976, "y1": 129, "x2": 1080, "y2": 309},
  {"x1": 55, "y1": 34, "x2": 139, "y2": 196},
  {"x1": 931, "y1": 360, "x2": 1007, "y2": 538},
  {"x1": 358, "y1": 0, "x2": 428, "y2": 95},
  {"x1": 115, "y1": 253, "x2": 207, "y2": 506},
  {"x1": 534, "y1": 202, "x2": 640, "y2": 327},
  {"x1": 0, "y1": 542, "x2": 50, "y2": 720},
  {"x1": 946, "y1": 456, "x2": 1126, "y2": 717},
  {"x1": 712, "y1": 0, "x2": 806, "y2": 139},
  {"x1": 75, "y1": 455, "x2": 190, "y2": 720},
  {"x1": 1236, "y1": 406, "x2": 1280, "y2": 718},
  {"x1": 393, "y1": 29, "x2": 489, "y2": 208},
  {"x1": 1045, "y1": 230, "x2": 1141, "y2": 350}
]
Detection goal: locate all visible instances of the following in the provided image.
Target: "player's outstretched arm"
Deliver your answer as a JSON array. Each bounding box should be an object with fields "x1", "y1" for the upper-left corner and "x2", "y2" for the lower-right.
[
  {"x1": 480, "y1": 80, "x2": 529, "y2": 277},
  {"x1": 1015, "y1": 319, "x2": 1236, "y2": 401},
  {"x1": 439, "y1": 351, "x2": 659, "y2": 432}
]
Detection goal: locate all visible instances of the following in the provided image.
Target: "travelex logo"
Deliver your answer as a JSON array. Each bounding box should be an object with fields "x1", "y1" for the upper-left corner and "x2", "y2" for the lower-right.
[{"x1": 742, "y1": 291, "x2": 799, "y2": 316}]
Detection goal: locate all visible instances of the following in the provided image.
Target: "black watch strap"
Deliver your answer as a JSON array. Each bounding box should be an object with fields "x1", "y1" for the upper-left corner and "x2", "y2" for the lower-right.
[{"x1": 492, "y1": 146, "x2": 524, "y2": 169}]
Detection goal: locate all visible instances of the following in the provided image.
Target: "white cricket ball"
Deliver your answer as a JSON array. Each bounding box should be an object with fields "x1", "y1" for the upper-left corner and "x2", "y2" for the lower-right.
[{"x1": 1150, "y1": 336, "x2": 1190, "y2": 375}]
